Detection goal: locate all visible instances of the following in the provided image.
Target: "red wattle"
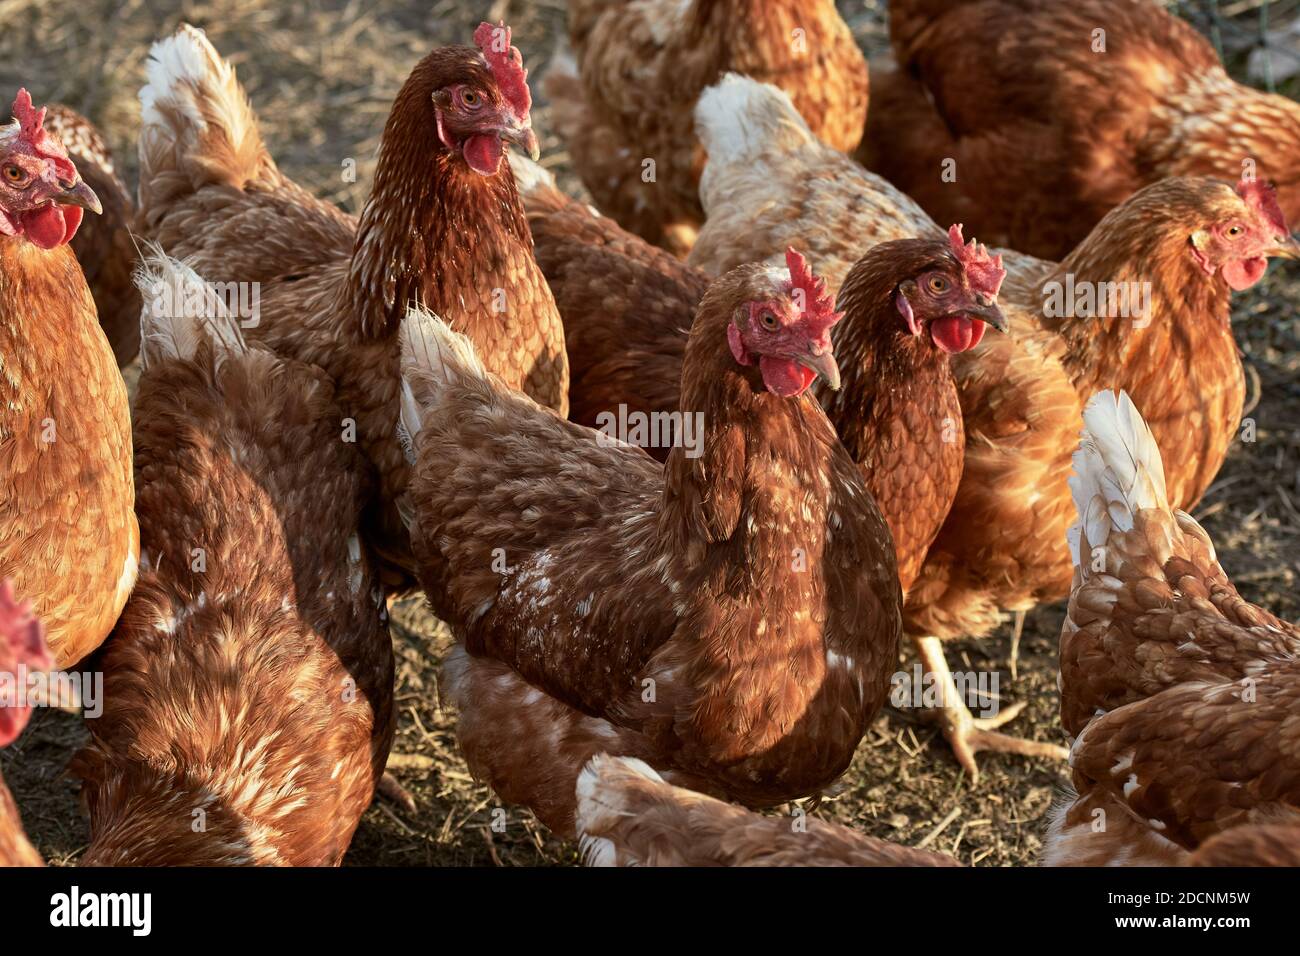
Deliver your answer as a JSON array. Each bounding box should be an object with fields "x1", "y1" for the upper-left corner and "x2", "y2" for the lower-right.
[
  {"x1": 1221, "y1": 257, "x2": 1267, "y2": 291},
  {"x1": 61, "y1": 205, "x2": 84, "y2": 242},
  {"x1": 758, "y1": 356, "x2": 816, "y2": 397},
  {"x1": 463, "y1": 134, "x2": 504, "y2": 175},
  {"x1": 931, "y1": 315, "x2": 974, "y2": 354},
  {"x1": 966, "y1": 319, "x2": 987, "y2": 349},
  {"x1": 21, "y1": 205, "x2": 69, "y2": 249}
]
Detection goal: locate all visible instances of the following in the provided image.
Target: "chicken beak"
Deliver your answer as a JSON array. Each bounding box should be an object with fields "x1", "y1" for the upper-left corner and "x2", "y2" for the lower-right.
[
  {"x1": 974, "y1": 295, "x2": 1010, "y2": 334},
  {"x1": 797, "y1": 344, "x2": 841, "y2": 391},
  {"x1": 59, "y1": 178, "x2": 102, "y2": 215},
  {"x1": 500, "y1": 122, "x2": 540, "y2": 161},
  {"x1": 1269, "y1": 233, "x2": 1300, "y2": 261}
]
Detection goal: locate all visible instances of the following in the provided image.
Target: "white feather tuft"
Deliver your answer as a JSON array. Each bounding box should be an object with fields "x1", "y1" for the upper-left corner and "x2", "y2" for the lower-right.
[
  {"x1": 138, "y1": 22, "x2": 262, "y2": 201},
  {"x1": 574, "y1": 754, "x2": 667, "y2": 867},
  {"x1": 140, "y1": 25, "x2": 229, "y2": 132},
  {"x1": 1066, "y1": 390, "x2": 1168, "y2": 568},
  {"x1": 694, "y1": 73, "x2": 814, "y2": 162},
  {"x1": 133, "y1": 245, "x2": 246, "y2": 368}
]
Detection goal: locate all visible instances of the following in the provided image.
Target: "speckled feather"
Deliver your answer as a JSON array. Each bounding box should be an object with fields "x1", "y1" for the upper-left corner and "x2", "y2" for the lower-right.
[
  {"x1": 517, "y1": 159, "x2": 708, "y2": 429},
  {"x1": 71, "y1": 269, "x2": 395, "y2": 865},
  {"x1": 42, "y1": 104, "x2": 141, "y2": 366},
  {"x1": 574, "y1": 754, "x2": 961, "y2": 866},
  {"x1": 1043, "y1": 391, "x2": 1300, "y2": 866},
  {"x1": 402, "y1": 265, "x2": 900, "y2": 836}
]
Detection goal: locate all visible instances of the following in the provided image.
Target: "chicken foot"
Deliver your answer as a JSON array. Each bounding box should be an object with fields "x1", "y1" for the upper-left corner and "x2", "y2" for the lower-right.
[{"x1": 913, "y1": 635, "x2": 1068, "y2": 783}]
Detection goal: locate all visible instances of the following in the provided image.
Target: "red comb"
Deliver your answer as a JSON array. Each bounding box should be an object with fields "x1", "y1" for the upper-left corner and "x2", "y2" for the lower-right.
[
  {"x1": 785, "y1": 248, "x2": 842, "y2": 334},
  {"x1": 1236, "y1": 177, "x2": 1289, "y2": 236},
  {"x1": 948, "y1": 225, "x2": 1006, "y2": 300},
  {"x1": 7, "y1": 89, "x2": 76, "y2": 182},
  {"x1": 474, "y1": 22, "x2": 532, "y2": 123}
]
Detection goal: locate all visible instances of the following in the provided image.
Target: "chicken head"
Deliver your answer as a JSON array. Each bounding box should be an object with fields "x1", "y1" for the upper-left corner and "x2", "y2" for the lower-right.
[
  {"x1": 0, "y1": 89, "x2": 101, "y2": 249},
  {"x1": 726, "y1": 248, "x2": 844, "y2": 396}
]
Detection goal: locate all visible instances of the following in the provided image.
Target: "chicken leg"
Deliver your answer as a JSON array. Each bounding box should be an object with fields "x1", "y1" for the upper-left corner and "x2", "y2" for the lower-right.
[{"x1": 913, "y1": 636, "x2": 1067, "y2": 782}]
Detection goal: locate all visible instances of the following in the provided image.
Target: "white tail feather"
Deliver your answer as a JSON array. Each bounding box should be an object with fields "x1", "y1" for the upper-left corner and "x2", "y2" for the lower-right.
[
  {"x1": 1067, "y1": 390, "x2": 1170, "y2": 568},
  {"x1": 397, "y1": 305, "x2": 488, "y2": 449},
  {"x1": 134, "y1": 247, "x2": 247, "y2": 368},
  {"x1": 138, "y1": 24, "x2": 265, "y2": 199},
  {"x1": 574, "y1": 755, "x2": 667, "y2": 868},
  {"x1": 140, "y1": 25, "x2": 228, "y2": 131}
]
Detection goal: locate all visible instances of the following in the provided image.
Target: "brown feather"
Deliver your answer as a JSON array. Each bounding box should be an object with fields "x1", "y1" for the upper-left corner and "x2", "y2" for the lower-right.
[
  {"x1": 404, "y1": 263, "x2": 900, "y2": 835},
  {"x1": 72, "y1": 304, "x2": 394, "y2": 865}
]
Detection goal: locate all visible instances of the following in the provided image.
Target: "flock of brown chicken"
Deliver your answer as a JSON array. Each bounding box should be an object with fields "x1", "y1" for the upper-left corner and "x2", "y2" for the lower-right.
[{"x1": 2, "y1": 0, "x2": 1300, "y2": 868}]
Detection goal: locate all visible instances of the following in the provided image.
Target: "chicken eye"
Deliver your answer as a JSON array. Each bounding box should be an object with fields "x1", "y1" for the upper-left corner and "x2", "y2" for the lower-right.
[
  {"x1": 758, "y1": 310, "x2": 781, "y2": 331},
  {"x1": 2, "y1": 164, "x2": 26, "y2": 185},
  {"x1": 927, "y1": 275, "x2": 950, "y2": 294},
  {"x1": 1225, "y1": 224, "x2": 1245, "y2": 239},
  {"x1": 460, "y1": 89, "x2": 482, "y2": 109}
]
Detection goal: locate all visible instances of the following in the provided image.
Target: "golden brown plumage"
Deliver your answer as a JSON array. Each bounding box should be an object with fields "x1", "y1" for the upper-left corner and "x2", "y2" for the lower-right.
[
  {"x1": 686, "y1": 73, "x2": 1297, "y2": 775},
  {"x1": 574, "y1": 754, "x2": 961, "y2": 867},
  {"x1": 863, "y1": 0, "x2": 1300, "y2": 259},
  {"x1": 43, "y1": 104, "x2": 140, "y2": 366},
  {"x1": 549, "y1": 0, "x2": 867, "y2": 254},
  {"x1": 398, "y1": 256, "x2": 899, "y2": 837},
  {"x1": 0, "y1": 92, "x2": 138, "y2": 671},
  {"x1": 71, "y1": 256, "x2": 394, "y2": 866},
  {"x1": 136, "y1": 24, "x2": 567, "y2": 587},
  {"x1": 1044, "y1": 391, "x2": 1300, "y2": 867}
]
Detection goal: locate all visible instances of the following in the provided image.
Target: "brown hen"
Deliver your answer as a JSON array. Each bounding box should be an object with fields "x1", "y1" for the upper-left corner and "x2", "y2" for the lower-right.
[
  {"x1": 71, "y1": 255, "x2": 394, "y2": 866},
  {"x1": 1044, "y1": 390, "x2": 1300, "y2": 867},
  {"x1": 0, "y1": 89, "x2": 138, "y2": 670},
  {"x1": 398, "y1": 253, "x2": 899, "y2": 836},
  {"x1": 136, "y1": 23, "x2": 566, "y2": 587}
]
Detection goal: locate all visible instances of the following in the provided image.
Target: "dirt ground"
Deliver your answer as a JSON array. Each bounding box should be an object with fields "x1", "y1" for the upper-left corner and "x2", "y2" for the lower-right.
[{"x1": 1, "y1": 1, "x2": 1298, "y2": 867}]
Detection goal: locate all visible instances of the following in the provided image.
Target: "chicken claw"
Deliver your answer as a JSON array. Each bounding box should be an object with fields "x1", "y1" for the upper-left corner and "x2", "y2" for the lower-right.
[{"x1": 913, "y1": 636, "x2": 1068, "y2": 783}]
